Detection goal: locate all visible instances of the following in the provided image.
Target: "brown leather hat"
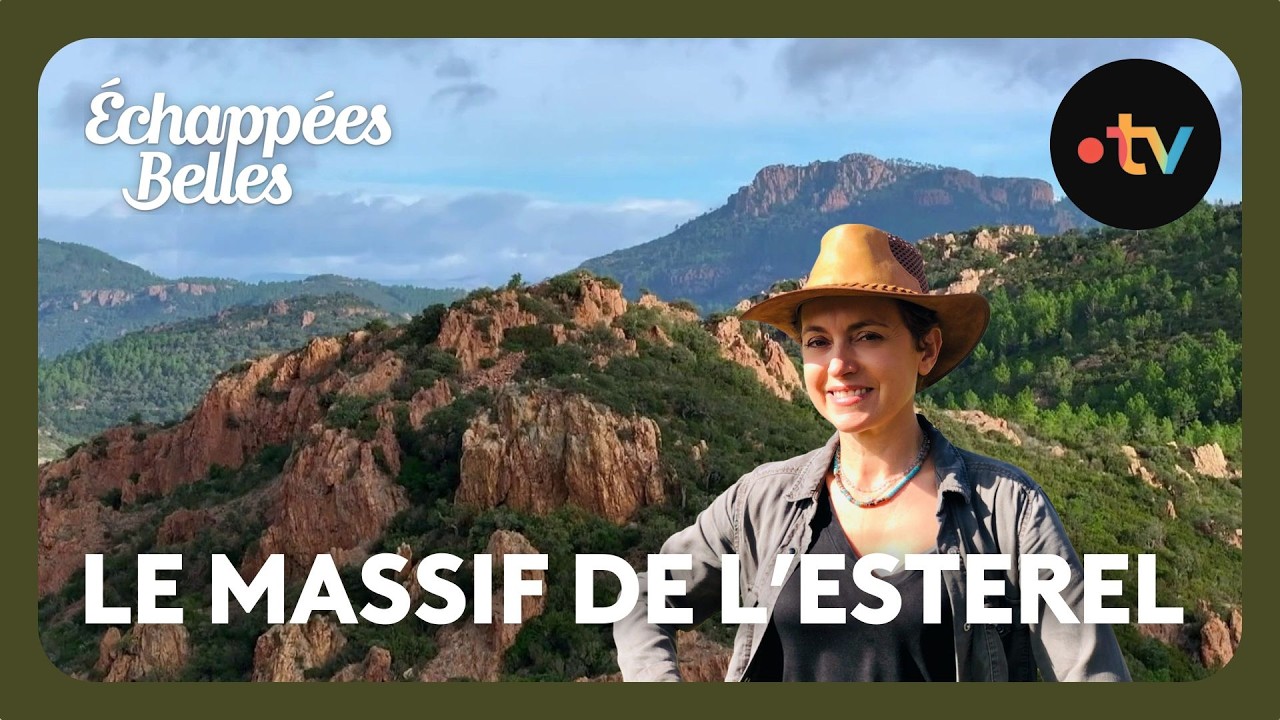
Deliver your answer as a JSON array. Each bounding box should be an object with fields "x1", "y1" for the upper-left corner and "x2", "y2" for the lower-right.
[{"x1": 740, "y1": 223, "x2": 990, "y2": 388}]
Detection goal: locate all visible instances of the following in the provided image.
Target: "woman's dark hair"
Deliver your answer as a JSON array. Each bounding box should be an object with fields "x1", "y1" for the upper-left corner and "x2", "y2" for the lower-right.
[{"x1": 895, "y1": 300, "x2": 940, "y2": 350}]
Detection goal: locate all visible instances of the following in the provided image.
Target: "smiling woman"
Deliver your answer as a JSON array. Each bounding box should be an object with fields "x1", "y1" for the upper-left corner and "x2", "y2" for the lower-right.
[{"x1": 612, "y1": 223, "x2": 1133, "y2": 682}]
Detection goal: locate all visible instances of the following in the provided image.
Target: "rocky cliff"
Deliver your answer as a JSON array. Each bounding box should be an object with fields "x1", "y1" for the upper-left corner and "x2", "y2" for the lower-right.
[
  {"x1": 456, "y1": 387, "x2": 664, "y2": 523},
  {"x1": 579, "y1": 153, "x2": 1092, "y2": 311}
]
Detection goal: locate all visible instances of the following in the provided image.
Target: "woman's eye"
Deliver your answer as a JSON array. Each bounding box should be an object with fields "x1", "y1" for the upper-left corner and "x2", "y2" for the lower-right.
[
  {"x1": 856, "y1": 333, "x2": 883, "y2": 342},
  {"x1": 804, "y1": 338, "x2": 829, "y2": 348}
]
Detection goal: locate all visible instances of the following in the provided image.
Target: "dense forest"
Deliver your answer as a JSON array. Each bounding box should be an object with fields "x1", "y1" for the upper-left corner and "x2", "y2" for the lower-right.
[
  {"x1": 38, "y1": 294, "x2": 391, "y2": 447},
  {"x1": 918, "y1": 201, "x2": 1241, "y2": 456}
]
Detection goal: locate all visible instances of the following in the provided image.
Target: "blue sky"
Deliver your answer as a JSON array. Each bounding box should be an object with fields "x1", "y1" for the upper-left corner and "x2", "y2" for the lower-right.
[{"x1": 37, "y1": 38, "x2": 1242, "y2": 289}]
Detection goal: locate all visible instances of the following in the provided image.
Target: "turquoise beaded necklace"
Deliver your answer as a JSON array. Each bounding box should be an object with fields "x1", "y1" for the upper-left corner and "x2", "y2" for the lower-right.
[{"x1": 833, "y1": 434, "x2": 932, "y2": 508}]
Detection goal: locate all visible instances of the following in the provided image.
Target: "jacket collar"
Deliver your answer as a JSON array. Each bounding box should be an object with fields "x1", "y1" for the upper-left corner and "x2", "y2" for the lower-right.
[{"x1": 784, "y1": 413, "x2": 972, "y2": 505}]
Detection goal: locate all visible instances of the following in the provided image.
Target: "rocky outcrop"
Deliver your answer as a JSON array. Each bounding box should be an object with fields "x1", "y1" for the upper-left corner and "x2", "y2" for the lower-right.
[
  {"x1": 1190, "y1": 443, "x2": 1235, "y2": 479},
  {"x1": 251, "y1": 616, "x2": 347, "y2": 682},
  {"x1": 78, "y1": 289, "x2": 133, "y2": 307},
  {"x1": 96, "y1": 624, "x2": 191, "y2": 682},
  {"x1": 1120, "y1": 445, "x2": 1162, "y2": 489},
  {"x1": 332, "y1": 647, "x2": 393, "y2": 682},
  {"x1": 408, "y1": 379, "x2": 455, "y2": 429},
  {"x1": 339, "y1": 351, "x2": 405, "y2": 398},
  {"x1": 156, "y1": 508, "x2": 216, "y2": 546},
  {"x1": 436, "y1": 289, "x2": 538, "y2": 372},
  {"x1": 419, "y1": 531, "x2": 546, "y2": 682},
  {"x1": 942, "y1": 410, "x2": 1021, "y2": 446},
  {"x1": 242, "y1": 405, "x2": 409, "y2": 581},
  {"x1": 638, "y1": 292, "x2": 699, "y2": 323},
  {"x1": 1200, "y1": 609, "x2": 1241, "y2": 669},
  {"x1": 709, "y1": 315, "x2": 801, "y2": 401},
  {"x1": 568, "y1": 279, "x2": 628, "y2": 327},
  {"x1": 724, "y1": 154, "x2": 1055, "y2": 221},
  {"x1": 456, "y1": 388, "x2": 663, "y2": 524},
  {"x1": 934, "y1": 267, "x2": 993, "y2": 295},
  {"x1": 37, "y1": 336, "x2": 346, "y2": 597},
  {"x1": 921, "y1": 224, "x2": 1036, "y2": 260},
  {"x1": 726, "y1": 154, "x2": 902, "y2": 217}
]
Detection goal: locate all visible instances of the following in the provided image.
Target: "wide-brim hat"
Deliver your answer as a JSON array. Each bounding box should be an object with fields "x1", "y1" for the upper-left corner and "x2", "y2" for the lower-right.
[{"x1": 741, "y1": 223, "x2": 990, "y2": 389}]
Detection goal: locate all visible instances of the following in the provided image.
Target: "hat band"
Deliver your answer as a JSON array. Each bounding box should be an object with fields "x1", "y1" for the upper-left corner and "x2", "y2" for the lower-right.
[{"x1": 802, "y1": 281, "x2": 924, "y2": 296}]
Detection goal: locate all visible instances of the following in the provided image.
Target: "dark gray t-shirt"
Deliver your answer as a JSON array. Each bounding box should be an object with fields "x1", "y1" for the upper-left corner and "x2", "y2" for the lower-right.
[{"x1": 758, "y1": 486, "x2": 956, "y2": 682}]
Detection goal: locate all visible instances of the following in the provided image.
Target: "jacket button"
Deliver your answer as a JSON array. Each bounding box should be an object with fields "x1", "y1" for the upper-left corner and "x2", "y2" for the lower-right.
[
  {"x1": 947, "y1": 547, "x2": 959, "y2": 554},
  {"x1": 963, "y1": 623, "x2": 971, "y2": 632}
]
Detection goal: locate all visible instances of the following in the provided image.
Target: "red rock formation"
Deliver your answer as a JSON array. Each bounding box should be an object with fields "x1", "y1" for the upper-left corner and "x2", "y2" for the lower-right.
[
  {"x1": 436, "y1": 289, "x2": 539, "y2": 372},
  {"x1": 241, "y1": 404, "x2": 409, "y2": 581},
  {"x1": 332, "y1": 647, "x2": 393, "y2": 682},
  {"x1": 96, "y1": 624, "x2": 191, "y2": 682},
  {"x1": 708, "y1": 315, "x2": 801, "y2": 401},
  {"x1": 156, "y1": 508, "x2": 216, "y2": 546},
  {"x1": 339, "y1": 351, "x2": 405, "y2": 398},
  {"x1": 1200, "y1": 612, "x2": 1234, "y2": 669},
  {"x1": 251, "y1": 615, "x2": 347, "y2": 682},
  {"x1": 37, "y1": 336, "x2": 347, "y2": 597},
  {"x1": 456, "y1": 388, "x2": 663, "y2": 524},
  {"x1": 408, "y1": 379, "x2": 455, "y2": 429},
  {"x1": 567, "y1": 279, "x2": 628, "y2": 327},
  {"x1": 419, "y1": 531, "x2": 546, "y2": 682},
  {"x1": 637, "y1": 292, "x2": 700, "y2": 323},
  {"x1": 726, "y1": 154, "x2": 900, "y2": 218},
  {"x1": 722, "y1": 154, "x2": 1058, "y2": 222}
]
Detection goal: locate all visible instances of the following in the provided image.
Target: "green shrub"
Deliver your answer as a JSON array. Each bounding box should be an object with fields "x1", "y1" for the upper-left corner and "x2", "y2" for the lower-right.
[{"x1": 501, "y1": 325, "x2": 557, "y2": 353}]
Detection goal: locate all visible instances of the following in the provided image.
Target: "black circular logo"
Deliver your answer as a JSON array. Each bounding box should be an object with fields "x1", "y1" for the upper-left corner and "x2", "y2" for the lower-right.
[{"x1": 1050, "y1": 59, "x2": 1221, "y2": 231}]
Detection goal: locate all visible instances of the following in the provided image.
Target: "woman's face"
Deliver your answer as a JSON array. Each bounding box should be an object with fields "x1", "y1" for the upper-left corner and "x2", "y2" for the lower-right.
[{"x1": 798, "y1": 296, "x2": 941, "y2": 438}]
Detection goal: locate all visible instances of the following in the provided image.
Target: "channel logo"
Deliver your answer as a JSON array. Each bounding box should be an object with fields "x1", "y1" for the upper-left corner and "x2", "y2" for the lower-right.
[
  {"x1": 1051, "y1": 59, "x2": 1221, "y2": 230},
  {"x1": 1077, "y1": 114, "x2": 1192, "y2": 175}
]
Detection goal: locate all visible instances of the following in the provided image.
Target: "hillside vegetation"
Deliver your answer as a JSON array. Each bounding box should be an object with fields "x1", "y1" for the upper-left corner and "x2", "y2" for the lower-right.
[
  {"x1": 38, "y1": 294, "x2": 390, "y2": 450},
  {"x1": 37, "y1": 238, "x2": 464, "y2": 357}
]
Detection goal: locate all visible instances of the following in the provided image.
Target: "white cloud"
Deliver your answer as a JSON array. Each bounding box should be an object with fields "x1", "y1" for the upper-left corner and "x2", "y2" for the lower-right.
[{"x1": 37, "y1": 188, "x2": 704, "y2": 289}]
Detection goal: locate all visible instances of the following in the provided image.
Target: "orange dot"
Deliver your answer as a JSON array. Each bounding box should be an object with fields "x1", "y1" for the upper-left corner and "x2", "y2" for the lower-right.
[{"x1": 1077, "y1": 137, "x2": 1104, "y2": 164}]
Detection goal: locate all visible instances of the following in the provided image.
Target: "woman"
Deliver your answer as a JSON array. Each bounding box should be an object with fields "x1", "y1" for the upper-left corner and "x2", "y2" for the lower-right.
[{"x1": 612, "y1": 223, "x2": 1131, "y2": 682}]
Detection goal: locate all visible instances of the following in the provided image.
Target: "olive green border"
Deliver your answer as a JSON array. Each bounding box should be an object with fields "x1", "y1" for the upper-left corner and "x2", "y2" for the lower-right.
[{"x1": 4, "y1": 1, "x2": 1267, "y2": 717}]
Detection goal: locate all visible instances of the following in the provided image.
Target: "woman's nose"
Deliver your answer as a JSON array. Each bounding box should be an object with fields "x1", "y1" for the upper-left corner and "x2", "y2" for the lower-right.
[{"x1": 828, "y1": 351, "x2": 856, "y2": 377}]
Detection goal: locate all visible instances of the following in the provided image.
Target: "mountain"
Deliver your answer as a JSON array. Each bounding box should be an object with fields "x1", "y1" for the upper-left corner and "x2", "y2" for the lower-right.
[
  {"x1": 38, "y1": 293, "x2": 393, "y2": 456},
  {"x1": 37, "y1": 239, "x2": 466, "y2": 357},
  {"x1": 579, "y1": 153, "x2": 1095, "y2": 312},
  {"x1": 37, "y1": 212, "x2": 1240, "y2": 682},
  {"x1": 37, "y1": 239, "x2": 165, "y2": 296}
]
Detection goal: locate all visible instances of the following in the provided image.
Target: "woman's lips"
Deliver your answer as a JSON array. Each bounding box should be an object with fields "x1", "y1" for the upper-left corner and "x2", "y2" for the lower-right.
[{"x1": 827, "y1": 387, "x2": 871, "y2": 406}]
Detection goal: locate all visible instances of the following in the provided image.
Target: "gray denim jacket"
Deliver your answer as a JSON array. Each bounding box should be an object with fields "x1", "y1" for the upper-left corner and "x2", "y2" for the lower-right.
[{"x1": 613, "y1": 415, "x2": 1132, "y2": 682}]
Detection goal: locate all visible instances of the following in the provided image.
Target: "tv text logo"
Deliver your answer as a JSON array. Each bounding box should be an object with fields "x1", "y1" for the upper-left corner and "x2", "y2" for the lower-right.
[{"x1": 1076, "y1": 113, "x2": 1193, "y2": 176}]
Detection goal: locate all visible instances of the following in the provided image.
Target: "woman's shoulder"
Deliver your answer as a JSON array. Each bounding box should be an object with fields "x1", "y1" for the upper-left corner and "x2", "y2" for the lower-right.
[
  {"x1": 948, "y1": 441, "x2": 1045, "y2": 499},
  {"x1": 731, "y1": 438, "x2": 835, "y2": 502}
]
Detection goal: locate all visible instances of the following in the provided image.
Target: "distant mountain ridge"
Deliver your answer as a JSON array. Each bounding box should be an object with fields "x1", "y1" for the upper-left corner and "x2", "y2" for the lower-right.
[
  {"x1": 580, "y1": 153, "x2": 1095, "y2": 311},
  {"x1": 37, "y1": 293, "x2": 392, "y2": 456},
  {"x1": 37, "y1": 239, "x2": 465, "y2": 357}
]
